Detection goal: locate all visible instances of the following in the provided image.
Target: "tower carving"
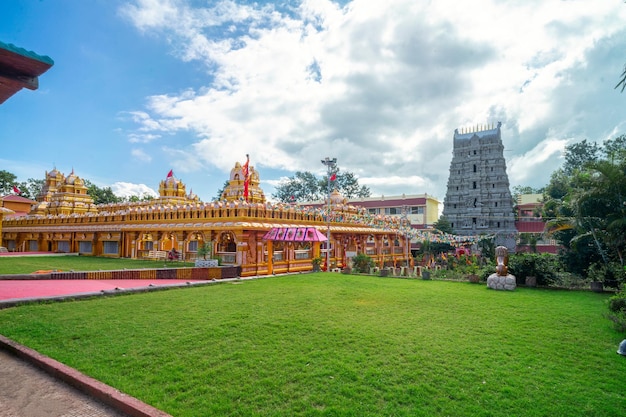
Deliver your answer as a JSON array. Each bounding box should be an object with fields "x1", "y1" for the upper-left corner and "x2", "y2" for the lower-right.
[{"x1": 442, "y1": 122, "x2": 517, "y2": 250}]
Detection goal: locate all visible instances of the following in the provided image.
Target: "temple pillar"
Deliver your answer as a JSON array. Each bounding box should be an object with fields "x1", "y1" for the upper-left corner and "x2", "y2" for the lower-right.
[
  {"x1": 313, "y1": 241, "x2": 321, "y2": 259},
  {"x1": 267, "y1": 240, "x2": 273, "y2": 275}
]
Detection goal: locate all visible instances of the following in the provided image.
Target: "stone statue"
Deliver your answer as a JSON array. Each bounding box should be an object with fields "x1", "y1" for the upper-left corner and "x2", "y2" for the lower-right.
[
  {"x1": 495, "y1": 245, "x2": 508, "y2": 276},
  {"x1": 487, "y1": 246, "x2": 516, "y2": 291}
]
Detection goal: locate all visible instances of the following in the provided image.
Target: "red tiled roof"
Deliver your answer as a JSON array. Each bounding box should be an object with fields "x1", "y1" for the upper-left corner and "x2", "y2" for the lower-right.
[{"x1": 1, "y1": 194, "x2": 36, "y2": 203}]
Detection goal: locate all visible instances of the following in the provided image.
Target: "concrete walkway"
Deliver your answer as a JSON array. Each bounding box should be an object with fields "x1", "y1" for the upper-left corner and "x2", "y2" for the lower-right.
[
  {"x1": 0, "y1": 349, "x2": 127, "y2": 417},
  {"x1": 0, "y1": 334, "x2": 172, "y2": 417}
]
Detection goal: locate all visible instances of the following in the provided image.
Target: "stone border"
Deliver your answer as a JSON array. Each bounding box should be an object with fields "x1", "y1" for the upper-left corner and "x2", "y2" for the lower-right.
[{"x1": 0, "y1": 334, "x2": 172, "y2": 417}]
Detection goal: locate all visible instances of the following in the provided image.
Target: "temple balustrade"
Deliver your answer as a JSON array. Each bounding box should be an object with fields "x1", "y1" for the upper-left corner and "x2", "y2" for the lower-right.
[{"x1": 1, "y1": 201, "x2": 343, "y2": 228}]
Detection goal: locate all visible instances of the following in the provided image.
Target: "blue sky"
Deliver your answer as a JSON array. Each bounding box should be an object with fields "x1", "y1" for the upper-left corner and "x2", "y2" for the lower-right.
[{"x1": 1, "y1": 0, "x2": 625, "y2": 203}]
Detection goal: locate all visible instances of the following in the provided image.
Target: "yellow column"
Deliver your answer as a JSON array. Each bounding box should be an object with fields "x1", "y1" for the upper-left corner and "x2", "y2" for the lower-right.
[
  {"x1": 313, "y1": 241, "x2": 321, "y2": 258},
  {"x1": 267, "y1": 240, "x2": 273, "y2": 275}
]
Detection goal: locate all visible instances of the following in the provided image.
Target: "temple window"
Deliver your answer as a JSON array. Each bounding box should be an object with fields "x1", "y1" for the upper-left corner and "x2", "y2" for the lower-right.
[
  {"x1": 79, "y1": 241, "x2": 92, "y2": 254},
  {"x1": 103, "y1": 241, "x2": 119, "y2": 255}
]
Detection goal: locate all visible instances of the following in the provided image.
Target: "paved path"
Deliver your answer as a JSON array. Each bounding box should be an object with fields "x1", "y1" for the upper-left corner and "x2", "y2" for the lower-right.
[
  {"x1": 0, "y1": 279, "x2": 206, "y2": 301},
  {"x1": 0, "y1": 350, "x2": 127, "y2": 417}
]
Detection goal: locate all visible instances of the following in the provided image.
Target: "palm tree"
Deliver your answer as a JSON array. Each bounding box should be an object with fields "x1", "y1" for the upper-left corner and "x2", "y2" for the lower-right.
[{"x1": 546, "y1": 159, "x2": 626, "y2": 267}]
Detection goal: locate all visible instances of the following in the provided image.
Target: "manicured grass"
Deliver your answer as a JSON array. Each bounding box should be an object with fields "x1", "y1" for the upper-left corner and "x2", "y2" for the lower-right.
[
  {"x1": 0, "y1": 256, "x2": 194, "y2": 274},
  {"x1": 0, "y1": 275, "x2": 624, "y2": 416}
]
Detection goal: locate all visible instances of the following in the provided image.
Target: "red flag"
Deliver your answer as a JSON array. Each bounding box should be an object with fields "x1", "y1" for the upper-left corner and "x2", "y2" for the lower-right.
[
  {"x1": 243, "y1": 154, "x2": 250, "y2": 201},
  {"x1": 12, "y1": 185, "x2": 21, "y2": 194},
  {"x1": 166, "y1": 169, "x2": 173, "y2": 178},
  {"x1": 329, "y1": 173, "x2": 337, "y2": 181}
]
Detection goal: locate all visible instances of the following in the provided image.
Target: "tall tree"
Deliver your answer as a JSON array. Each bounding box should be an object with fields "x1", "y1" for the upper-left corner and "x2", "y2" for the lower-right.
[
  {"x1": 603, "y1": 134, "x2": 626, "y2": 164},
  {"x1": 544, "y1": 135, "x2": 626, "y2": 278},
  {"x1": 273, "y1": 169, "x2": 370, "y2": 203},
  {"x1": 0, "y1": 170, "x2": 18, "y2": 195},
  {"x1": 562, "y1": 139, "x2": 600, "y2": 175},
  {"x1": 15, "y1": 178, "x2": 45, "y2": 200},
  {"x1": 273, "y1": 171, "x2": 321, "y2": 203},
  {"x1": 84, "y1": 180, "x2": 122, "y2": 205},
  {"x1": 432, "y1": 216, "x2": 454, "y2": 234}
]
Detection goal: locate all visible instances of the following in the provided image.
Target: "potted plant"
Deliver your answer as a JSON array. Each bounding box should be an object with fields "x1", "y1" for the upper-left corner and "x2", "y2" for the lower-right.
[
  {"x1": 465, "y1": 263, "x2": 480, "y2": 283},
  {"x1": 312, "y1": 256, "x2": 323, "y2": 272},
  {"x1": 195, "y1": 243, "x2": 219, "y2": 268},
  {"x1": 587, "y1": 262, "x2": 605, "y2": 293}
]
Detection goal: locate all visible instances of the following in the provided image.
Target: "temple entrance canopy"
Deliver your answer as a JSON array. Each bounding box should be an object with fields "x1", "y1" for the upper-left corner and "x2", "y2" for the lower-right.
[{"x1": 262, "y1": 227, "x2": 327, "y2": 242}]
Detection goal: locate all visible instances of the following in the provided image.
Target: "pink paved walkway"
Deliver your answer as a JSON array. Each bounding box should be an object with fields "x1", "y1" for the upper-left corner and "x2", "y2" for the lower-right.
[{"x1": 0, "y1": 279, "x2": 208, "y2": 301}]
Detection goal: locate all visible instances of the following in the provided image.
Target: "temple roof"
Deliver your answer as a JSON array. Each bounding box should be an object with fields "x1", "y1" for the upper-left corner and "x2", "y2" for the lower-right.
[
  {"x1": 0, "y1": 41, "x2": 54, "y2": 104},
  {"x1": 453, "y1": 121, "x2": 502, "y2": 140}
]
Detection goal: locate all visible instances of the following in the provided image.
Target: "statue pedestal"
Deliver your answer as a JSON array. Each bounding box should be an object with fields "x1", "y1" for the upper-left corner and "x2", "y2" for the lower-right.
[{"x1": 487, "y1": 273, "x2": 516, "y2": 291}]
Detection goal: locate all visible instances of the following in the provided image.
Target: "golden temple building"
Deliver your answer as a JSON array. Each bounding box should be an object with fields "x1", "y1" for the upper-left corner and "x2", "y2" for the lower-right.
[{"x1": 1, "y1": 160, "x2": 413, "y2": 277}]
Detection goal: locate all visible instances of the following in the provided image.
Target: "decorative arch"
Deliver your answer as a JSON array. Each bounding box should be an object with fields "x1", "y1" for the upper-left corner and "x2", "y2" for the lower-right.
[{"x1": 218, "y1": 231, "x2": 236, "y2": 253}]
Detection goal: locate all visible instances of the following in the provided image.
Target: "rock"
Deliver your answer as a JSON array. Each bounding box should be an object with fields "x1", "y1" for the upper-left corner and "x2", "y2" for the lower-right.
[{"x1": 487, "y1": 273, "x2": 516, "y2": 291}]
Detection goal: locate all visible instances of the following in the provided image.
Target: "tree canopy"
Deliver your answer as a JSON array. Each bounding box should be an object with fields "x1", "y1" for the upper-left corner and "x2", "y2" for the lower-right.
[
  {"x1": 543, "y1": 136, "x2": 626, "y2": 280},
  {"x1": 272, "y1": 168, "x2": 370, "y2": 203},
  {"x1": 84, "y1": 180, "x2": 122, "y2": 205},
  {"x1": 0, "y1": 170, "x2": 18, "y2": 196}
]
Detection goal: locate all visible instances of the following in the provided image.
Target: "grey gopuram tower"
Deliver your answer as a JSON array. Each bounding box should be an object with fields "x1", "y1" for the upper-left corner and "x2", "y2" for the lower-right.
[{"x1": 442, "y1": 122, "x2": 517, "y2": 250}]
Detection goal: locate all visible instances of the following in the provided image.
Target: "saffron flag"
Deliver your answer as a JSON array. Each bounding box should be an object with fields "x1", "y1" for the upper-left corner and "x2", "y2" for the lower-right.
[
  {"x1": 166, "y1": 169, "x2": 174, "y2": 178},
  {"x1": 330, "y1": 173, "x2": 337, "y2": 181},
  {"x1": 243, "y1": 154, "x2": 250, "y2": 201},
  {"x1": 12, "y1": 185, "x2": 21, "y2": 194}
]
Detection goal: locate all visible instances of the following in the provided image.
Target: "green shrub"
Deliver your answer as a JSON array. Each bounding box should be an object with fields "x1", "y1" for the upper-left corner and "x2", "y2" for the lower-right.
[
  {"x1": 351, "y1": 253, "x2": 375, "y2": 273},
  {"x1": 608, "y1": 290, "x2": 626, "y2": 313},
  {"x1": 548, "y1": 272, "x2": 589, "y2": 289},
  {"x1": 606, "y1": 290, "x2": 626, "y2": 334},
  {"x1": 508, "y1": 253, "x2": 559, "y2": 286},
  {"x1": 587, "y1": 262, "x2": 625, "y2": 289}
]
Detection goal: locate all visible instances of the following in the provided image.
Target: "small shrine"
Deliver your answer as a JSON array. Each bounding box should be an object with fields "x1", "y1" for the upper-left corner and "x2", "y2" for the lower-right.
[
  {"x1": 156, "y1": 171, "x2": 200, "y2": 205},
  {"x1": 30, "y1": 168, "x2": 97, "y2": 216},
  {"x1": 221, "y1": 157, "x2": 265, "y2": 203}
]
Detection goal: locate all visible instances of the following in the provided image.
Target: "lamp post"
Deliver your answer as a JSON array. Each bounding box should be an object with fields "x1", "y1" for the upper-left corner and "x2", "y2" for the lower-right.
[{"x1": 321, "y1": 157, "x2": 337, "y2": 272}]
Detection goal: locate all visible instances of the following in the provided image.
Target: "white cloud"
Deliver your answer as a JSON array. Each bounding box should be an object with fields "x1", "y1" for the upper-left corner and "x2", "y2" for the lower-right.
[
  {"x1": 131, "y1": 148, "x2": 152, "y2": 162},
  {"x1": 111, "y1": 181, "x2": 158, "y2": 198},
  {"x1": 120, "y1": 0, "x2": 626, "y2": 200},
  {"x1": 508, "y1": 138, "x2": 568, "y2": 188}
]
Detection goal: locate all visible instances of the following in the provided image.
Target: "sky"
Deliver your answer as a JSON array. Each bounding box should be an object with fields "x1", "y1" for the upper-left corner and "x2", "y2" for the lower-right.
[{"x1": 1, "y1": 0, "x2": 625, "y2": 204}]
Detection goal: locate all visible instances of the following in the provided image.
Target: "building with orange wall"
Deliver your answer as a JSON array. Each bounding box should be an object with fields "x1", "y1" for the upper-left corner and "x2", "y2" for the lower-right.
[{"x1": 1, "y1": 161, "x2": 415, "y2": 276}]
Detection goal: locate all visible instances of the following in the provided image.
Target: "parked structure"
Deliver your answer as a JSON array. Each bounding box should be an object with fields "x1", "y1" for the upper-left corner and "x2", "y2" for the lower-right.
[{"x1": 442, "y1": 122, "x2": 517, "y2": 250}]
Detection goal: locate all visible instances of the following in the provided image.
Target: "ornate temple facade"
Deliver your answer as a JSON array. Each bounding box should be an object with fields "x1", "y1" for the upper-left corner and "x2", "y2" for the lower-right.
[
  {"x1": 1, "y1": 161, "x2": 413, "y2": 277},
  {"x1": 442, "y1": 122, "x2": 517, "y2": 250}
]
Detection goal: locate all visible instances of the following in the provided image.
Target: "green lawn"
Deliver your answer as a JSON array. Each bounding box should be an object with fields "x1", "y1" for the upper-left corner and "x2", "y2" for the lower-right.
[
  {"x1": 0, "y1": 274, "x2": 624, "y2": 416},
  {"x1": 0, "y1": 256, "x2": 194, "y2": 274}
]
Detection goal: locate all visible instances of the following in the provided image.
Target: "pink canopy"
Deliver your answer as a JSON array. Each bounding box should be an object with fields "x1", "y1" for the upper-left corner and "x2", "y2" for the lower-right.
[{"x1": 262, "y1": 227, "x2": 327, "y2": 242}]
